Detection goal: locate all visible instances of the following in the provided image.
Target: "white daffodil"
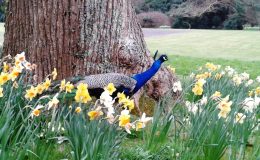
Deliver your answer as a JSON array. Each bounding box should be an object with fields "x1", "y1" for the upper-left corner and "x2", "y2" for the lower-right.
[
  {"x1": 190, "y1": 72, "x2": 195, "y2": 78},
  {"x1": 48, "y1": 94, "x2": 59, "y2": 110},
  {"x1": 256, "y1": 76, "x2": 260, "y2": 83},
  {"x1": 235, "y1": 112, "x2": 246, "y2": 124},
  {"x1": 233, "y1": 75, "x2": 242, "y2": 86},
  {"x1": 125, "y1": 123, "x2": 132, "y2": 134},
  {"x1": 240, "y1": 72, "x2": 250, "y2": 81},
  {"x1": 172, "y1": 81, "x2": 182, "y2": 92},
  {"x1": 15, "y1": 51, "x2": 26, "y2": 63},
  {"x1": 185, "y1": 101, "x2": 198, "y2": 114},
  {"x1": 200, "y1": 96, "x2": 208, "y2": 105},
  {"x1": 106, "y1": 113, "x2": 115, "y2": 124},
  {"x1": 140, "y1": 113, "x2": 153, "y2": 124},
  {"x1": 245, "y1": 79, "x2": 254, "y2": 87},
  {"x1": 100, "y1": 90, "x2": 113, "y2": 104},
  {"x1": 134, "y1": 113, "x2": 153, "y2": 131},
  {"x1": 100, "y1": 90, "x2": 115, "y2": 108},
  {"x1": 242, "y1": 97, "x2": 257, "y2": 113}
]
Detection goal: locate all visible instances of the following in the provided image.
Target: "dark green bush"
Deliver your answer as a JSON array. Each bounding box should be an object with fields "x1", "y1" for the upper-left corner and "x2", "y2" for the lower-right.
[{"x1": 224, "y1": 15, "x2": 246, "y2": 30}]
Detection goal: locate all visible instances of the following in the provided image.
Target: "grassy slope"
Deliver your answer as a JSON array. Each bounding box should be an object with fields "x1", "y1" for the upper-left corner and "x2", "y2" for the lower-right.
[{"x1": 145, "y1": 29, "x2": 260, "y2": 78}]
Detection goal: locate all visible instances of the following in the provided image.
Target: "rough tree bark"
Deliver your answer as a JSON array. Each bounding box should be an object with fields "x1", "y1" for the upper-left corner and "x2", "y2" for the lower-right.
[{"x1": 3, "y1": 0, "x2": 176, "y2": 103}]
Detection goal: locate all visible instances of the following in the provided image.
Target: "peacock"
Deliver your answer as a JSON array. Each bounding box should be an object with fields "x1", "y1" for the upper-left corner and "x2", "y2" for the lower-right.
[{"x1": 75, "y1": 51, "x2": 168, "y2": 98}]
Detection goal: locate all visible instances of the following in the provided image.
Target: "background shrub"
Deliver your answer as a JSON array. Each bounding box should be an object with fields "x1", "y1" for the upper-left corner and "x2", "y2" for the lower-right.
[
  {"x1": 137, "y1": 11, "x2": 171, "y2": 28},
  {"x1": 224, "y1": 15, "x2": 246, "y2": 30}
]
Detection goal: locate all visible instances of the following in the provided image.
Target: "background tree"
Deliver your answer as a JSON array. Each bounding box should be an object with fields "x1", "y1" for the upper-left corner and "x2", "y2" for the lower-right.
[{"x1": 3, "y1": 0, "x2": 176, "y2": 102}]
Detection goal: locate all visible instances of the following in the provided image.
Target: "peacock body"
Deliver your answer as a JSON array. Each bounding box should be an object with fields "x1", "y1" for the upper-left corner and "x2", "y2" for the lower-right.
[{"x1": 76, "y1": 53, "x2": 168, "y2": 98}]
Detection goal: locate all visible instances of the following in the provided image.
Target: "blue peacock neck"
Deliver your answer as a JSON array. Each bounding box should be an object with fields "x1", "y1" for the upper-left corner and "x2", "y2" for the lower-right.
[{"x1": 132, "y1": 59, "x2": 163, "y2": 93}]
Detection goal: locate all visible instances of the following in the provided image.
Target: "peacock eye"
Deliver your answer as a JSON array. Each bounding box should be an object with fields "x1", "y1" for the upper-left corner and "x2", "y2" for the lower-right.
[{"x1": 163, "y1": 57, "x2": 167, "y2": 61}]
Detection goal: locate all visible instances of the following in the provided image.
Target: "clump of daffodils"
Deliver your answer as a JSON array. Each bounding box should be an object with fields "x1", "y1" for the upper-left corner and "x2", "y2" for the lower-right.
[
  {"x1": 205, "y1": 62, "x2": 220, "y2": 71},
  {"x1": 85, "y1": 83, "x2": 152, "y2": 134},
  {"x1": 0, "y1": 52, "x2": 36, "y2": 98}
]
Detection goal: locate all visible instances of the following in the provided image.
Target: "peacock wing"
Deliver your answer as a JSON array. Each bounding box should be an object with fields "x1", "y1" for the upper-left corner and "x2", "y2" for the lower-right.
[{"x1": 76, "y1": 73, "x2": 137, "y2": 91}]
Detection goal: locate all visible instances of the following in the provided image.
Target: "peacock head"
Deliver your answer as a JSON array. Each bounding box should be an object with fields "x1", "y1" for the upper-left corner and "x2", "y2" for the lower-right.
[
  {"x1": 158, "y1": 55, "x2": 168, "y2": 63},
  {"x1": 153, "y1": 50, "x2": 168, "y2": 63}
]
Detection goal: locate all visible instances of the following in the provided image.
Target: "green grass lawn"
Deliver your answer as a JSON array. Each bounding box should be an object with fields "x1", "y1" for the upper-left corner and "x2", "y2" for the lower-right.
[
  {"x1": 145, "y1": 29, "x2": 260, "y2": 78},
  {"x1": 166, "y1": 55, "x2": 260, "y2": 79}
]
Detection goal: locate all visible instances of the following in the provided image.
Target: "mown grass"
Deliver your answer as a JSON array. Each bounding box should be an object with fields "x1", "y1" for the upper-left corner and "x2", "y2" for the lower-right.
[
  {"x1": 166, "y1": 55, "x2": 260, "y2": 79},
  {"x1": 146, "y1": 29, "x2": 260, "y2": 61}
]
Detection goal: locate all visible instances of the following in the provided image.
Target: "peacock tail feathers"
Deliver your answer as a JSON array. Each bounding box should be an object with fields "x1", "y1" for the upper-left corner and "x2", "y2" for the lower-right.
[{"x1": 76, "y1": 73, "x2": 137, "y2": 92}]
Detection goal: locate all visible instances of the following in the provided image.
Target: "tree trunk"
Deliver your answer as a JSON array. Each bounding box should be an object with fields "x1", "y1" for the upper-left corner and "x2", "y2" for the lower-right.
[{"x1": 3, "y1": 0, "x2": 176, "y2": 101}]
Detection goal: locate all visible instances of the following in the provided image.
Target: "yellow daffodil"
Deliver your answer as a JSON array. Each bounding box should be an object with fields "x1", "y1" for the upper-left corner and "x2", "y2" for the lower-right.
[
  {"x1": 204, "y1": 72, "x2": 211, "y2": 78},
  {"x1": 75, "y1": 107, "x2": 82, "y2": 113},
  {"x1": 117, "y1": 92, "x2": 126, "y2": 103},
  {"x1": 192, "y1": 85, "x2": 203, "y2": 96},
  {"x1": 205, "y1": 62, "x2": 218, "y2": 71},
  {"x1": 248, "y1": 90, "x2": 254, "y2": 97},
  {"x1": 104, "y1": 83, "x2": 116, "y2": 95},
  {"x1": 43, "y1": 78, "x2": 51, "y2": 90},
  {"x1": 75, "y1": 83, "x2": 91, "y2": 103},
  {"x1": 119, "y1": 110, "x2": 130, "y2": 127},
  {"x1": 60, "y1": 79, "x2": 66, "y2": 91},
  {"x1": 196, "y1": 79, "x2": 206, "y2": 87},
  {"x1": 25, "y1": 86, "x2": 37, "y2": 101},
  {"x1": 9, "y1": 67, "x2": 22, "y2": 81},
  {"x1": 88, "y1": 110, "x2": 103, "y2": 120},
  {"x1": 15, "y1": 60, "x2": 21, "y2": 67},
  {"x1": 192, "y1": 79, "x2": 206, "y2": 96},
  {"x1": 196, "y1": 74, "x2": 207, "y2": 79},
  {"x1": 51, "y1": 68, "x2": 57, "y2": 80},
  {"x1": 135, "y1": 122, "x2": 144, "y2": 131},
  {"x1": 32, "y1": 109, "x2": 41, "y2": 117},
  {"x1": 218, "y1": 110, "x2": 229, "y2": 119},
  {"x1": 0, "y1": 87, "x2": 3, "y2": 97},
  {"x1": 3, "y1": 62, "x2": 9, "y2": 72},
  {"x1": 65, "y1": 82, "x2": 74, "y2": 93},
  {"x1": 36, "y1": 84, "x2": 45, "y2": 95},
  {"x1": 122, "y1": 99, "x2": 135, "y2": 111},
  {"x1": 211, "y1": 91, "x2": 222, "y2": 100},
  {"x1": 0, "y1": 72, "x2": 10, "y2": 85},
  {"x1": 215, "y1": 73, "x2": 222, "y2": 80},
  {"x1": 255, "y1": 87, "x2": 260, "y2": 96}
]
